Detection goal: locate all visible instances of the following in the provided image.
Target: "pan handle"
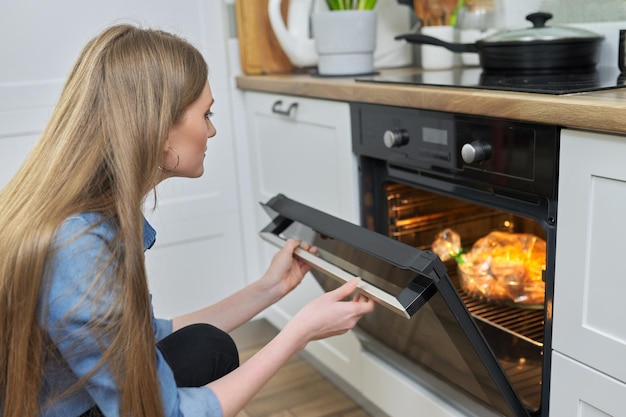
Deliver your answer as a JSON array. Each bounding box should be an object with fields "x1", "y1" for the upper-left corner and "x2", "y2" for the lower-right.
[{"x1": 395, "y1": 33, "x2": 478, "y2": 54}]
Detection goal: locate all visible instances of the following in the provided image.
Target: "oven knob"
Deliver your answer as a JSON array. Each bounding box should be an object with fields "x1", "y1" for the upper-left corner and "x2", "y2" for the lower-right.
[
  {"x1": 461, "y1": 141, "x2": 492, "y2": 164},
  {"x1": 383, "y1": 129, "x2": 409, "y2": 148}
]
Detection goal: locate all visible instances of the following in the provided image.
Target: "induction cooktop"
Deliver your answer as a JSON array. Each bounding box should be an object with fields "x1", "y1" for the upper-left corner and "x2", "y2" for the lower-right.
[{"x1": 356, "y1": 66, "x2": 626, "y2": 95}]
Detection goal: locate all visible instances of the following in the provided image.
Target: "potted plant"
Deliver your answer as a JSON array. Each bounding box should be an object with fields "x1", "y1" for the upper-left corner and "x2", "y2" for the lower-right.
[{"x1": 313, "y1": 0, "x2": 379, "y2": 76}]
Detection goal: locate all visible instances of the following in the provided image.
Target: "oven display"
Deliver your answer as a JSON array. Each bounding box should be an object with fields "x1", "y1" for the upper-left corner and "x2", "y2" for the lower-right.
[{"x1": 422, "y1": 126, "x2": 448, "y2": 146}]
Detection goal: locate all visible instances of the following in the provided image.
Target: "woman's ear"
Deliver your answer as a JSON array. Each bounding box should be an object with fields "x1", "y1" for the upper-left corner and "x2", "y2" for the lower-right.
[
  {"x1": 162, "y1": 137, "x2": 172, "y2": 152},
  {"x1": 160, "y1": 141, "x2": 170, "y2": 165},
  {"x1": 160, "y1": 144, "x2": 180, "y2": 172}
]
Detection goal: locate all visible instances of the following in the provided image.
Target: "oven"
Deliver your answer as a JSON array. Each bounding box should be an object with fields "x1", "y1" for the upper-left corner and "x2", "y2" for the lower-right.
[
  {"x1": 259, "y1": 102, "x2": 559, "y2": 417},
  {"x1": 347, "y1": 102, "x2": 558, "y2": 417}
]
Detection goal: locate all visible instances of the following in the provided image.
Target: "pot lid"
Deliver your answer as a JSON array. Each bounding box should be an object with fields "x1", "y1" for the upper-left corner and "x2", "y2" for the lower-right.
[{"x1": 482, "y1": 12, "x2": 604, "y2": 43}]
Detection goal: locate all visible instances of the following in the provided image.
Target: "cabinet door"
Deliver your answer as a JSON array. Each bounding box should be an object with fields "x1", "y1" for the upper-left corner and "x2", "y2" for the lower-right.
[
  {"x1": 553, "y1": 129, "x2": 626, "y2": 384},
  {"x1": 244, "y1": 91, "x2": 359, "y2": 280},
  {"x1": 243, "y1": 91, "x2": 361, "y2": 387},
  {"x1": 244, "y1": 92, "x2": 359, "y2": 223},
  {"x1": 550, "y1": 352, "x2": 626, "y2": 417}
]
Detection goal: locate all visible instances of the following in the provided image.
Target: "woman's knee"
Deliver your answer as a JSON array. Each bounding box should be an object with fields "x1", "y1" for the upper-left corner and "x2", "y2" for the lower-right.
[{"x1": 157, "y1": 323, "x2": 240, "y2": 387}]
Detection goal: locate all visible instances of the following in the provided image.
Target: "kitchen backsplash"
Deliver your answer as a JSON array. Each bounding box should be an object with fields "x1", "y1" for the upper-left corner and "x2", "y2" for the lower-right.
[
  {"x1": 539, "y1": 0, "x2": 626, "y2": 23},
  {"x1": 403, "y1": 1, "x2": 625, "y2": 30},
  {"x1": 497, "y1": 0, "x2": 626, "y2": 27}
]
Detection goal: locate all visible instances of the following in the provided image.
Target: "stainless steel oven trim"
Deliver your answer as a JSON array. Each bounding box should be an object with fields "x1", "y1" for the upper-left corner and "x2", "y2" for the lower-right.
[{"x1": 259, "y1": 231, "x2": 410, "y2": 318}]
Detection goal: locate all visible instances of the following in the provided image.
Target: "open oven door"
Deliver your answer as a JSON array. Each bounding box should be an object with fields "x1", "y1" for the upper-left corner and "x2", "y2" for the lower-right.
[{"x1": 260, "y1": 194, "x2": 531, "y2": 417}]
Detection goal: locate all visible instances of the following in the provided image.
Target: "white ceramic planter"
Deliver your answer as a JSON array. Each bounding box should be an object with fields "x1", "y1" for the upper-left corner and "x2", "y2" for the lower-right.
[{"x1": 312, "y1": 10, "x2": 377, "y2": 76}]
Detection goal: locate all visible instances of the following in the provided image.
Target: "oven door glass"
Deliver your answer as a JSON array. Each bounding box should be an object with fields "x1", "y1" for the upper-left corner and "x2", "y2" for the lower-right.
[{"x1": 260, "y1": 193, "x2": 529, "y2": 417}]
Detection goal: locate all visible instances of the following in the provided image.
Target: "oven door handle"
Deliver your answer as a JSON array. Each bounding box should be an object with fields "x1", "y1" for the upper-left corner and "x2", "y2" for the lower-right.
[{"x1": 260, "y1": 231, "x2": 410, "y2": 319}]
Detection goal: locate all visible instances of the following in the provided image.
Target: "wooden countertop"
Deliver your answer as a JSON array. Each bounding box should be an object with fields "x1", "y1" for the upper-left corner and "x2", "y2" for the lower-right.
[{"x1": 236, "y1": 67, "x2": 626, "y2": 135}]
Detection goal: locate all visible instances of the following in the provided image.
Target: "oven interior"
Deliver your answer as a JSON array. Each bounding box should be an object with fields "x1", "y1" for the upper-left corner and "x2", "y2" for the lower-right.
[
  {"x1": 387, "y1": 182, "x2": 545, "y2": 408},
  {"x1": 313, "y1": 182, "x2": 548, "y2": 416}
]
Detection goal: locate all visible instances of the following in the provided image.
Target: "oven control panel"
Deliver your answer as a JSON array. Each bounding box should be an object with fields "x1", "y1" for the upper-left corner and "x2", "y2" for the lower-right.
[
  {"x1": 351, "y1": 103, "x2": 560, "y2": 198},
  {"x1": 383, "y1": 128, "x2": 409, "y2": 148},
  {"x1": 461, "y1": 141, "x2": 491, "y2": 164}
]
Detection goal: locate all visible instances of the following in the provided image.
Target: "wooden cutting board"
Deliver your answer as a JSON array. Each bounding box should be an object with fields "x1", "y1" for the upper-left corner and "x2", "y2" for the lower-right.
[{"x1": 235, "y1": 0, "x2": 294, "y2": 75}]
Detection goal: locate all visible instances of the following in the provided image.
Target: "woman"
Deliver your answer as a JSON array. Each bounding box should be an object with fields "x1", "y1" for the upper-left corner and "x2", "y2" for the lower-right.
[{"x1": 0, "y1": 24, "x2": 374, "y2": 417}]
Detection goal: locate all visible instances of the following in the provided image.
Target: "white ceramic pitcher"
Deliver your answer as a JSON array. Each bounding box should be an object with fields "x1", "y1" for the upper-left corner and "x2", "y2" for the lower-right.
[{"x1": 268, "y1": 0, "x2": 318, "y2": 68}]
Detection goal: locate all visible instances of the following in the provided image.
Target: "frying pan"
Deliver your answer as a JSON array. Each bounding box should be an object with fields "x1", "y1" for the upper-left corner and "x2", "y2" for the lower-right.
[{"x1": 396, "y1": 12, "x2": 604, "y2": 73}]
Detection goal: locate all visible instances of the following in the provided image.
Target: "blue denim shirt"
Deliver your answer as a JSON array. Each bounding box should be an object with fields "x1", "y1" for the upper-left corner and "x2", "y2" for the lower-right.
[{"x1": 39, "y1": 213, "x2": 222, "y2": 417}]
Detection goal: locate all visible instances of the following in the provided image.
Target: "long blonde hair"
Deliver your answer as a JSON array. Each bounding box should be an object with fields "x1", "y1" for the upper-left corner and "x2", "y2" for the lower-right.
[{"x1": 0, "y1": 24, "x2": 208, "y2": 417}]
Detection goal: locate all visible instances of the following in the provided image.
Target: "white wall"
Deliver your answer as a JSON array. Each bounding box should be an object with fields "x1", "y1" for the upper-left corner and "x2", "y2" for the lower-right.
[
  {"x1": 0, "y1": 0, "x2": 249, "y2": 318},
  {"x1": 539, "y1": 0, "x2": 626, "y2": 23},
  {"x1": 479, "y1": 0, "x2": 624, "y2": 29}
]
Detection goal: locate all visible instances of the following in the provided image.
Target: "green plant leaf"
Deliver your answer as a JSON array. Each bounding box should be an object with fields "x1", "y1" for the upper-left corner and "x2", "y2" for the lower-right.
[
  {"x1": 360, "y1": 0, "x2": 378, "y2": 9},
  {"x1": 325, "y1": 0, "x2": 339, "y2": 10},
  {"x1": 326, "y1": 0, "x2": 376, "y2": 9}
]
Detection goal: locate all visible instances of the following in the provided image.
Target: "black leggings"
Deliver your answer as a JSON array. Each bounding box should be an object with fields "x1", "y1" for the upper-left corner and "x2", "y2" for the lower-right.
[{"x1": 79, "y1": 323, "x2": 239, "y2": 416}]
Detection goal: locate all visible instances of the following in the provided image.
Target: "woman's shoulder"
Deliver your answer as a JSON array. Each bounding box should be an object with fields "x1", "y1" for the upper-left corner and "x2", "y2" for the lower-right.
[
  {"x1": 56, "y1": 212, "x2": 116, "y2": 245},
  {"x1": 56, "y1": 213, "x2": 156, "y2": 252}
]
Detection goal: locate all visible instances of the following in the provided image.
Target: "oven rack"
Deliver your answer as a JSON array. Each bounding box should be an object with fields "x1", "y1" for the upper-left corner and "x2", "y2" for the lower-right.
[{"x1": 453, "y1": 271, "x2": 545, "y2": 345}]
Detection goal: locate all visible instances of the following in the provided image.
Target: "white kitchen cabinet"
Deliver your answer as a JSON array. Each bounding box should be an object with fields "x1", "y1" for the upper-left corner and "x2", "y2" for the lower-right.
[
  {"x1": 551, "y1": 129, "x2": 626, "y2": 413},
  {"x1": 242, "y1": 91, "x2": 362, "y2": 387},
  {"x1": 550, "y1": 352, "x2": 626, "y2": 417}
]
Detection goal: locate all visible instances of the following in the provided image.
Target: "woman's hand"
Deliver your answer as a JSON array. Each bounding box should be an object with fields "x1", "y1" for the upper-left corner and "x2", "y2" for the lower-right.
[
  {"x1": 207, "y1": 278, "x2": 374, "y2": 417},
  {"x1": 259, "y1": 239, "x2": 316, "y2": 301},
  {"x1": 283, "y1": 278, "x2": 376, "y2": 351}
]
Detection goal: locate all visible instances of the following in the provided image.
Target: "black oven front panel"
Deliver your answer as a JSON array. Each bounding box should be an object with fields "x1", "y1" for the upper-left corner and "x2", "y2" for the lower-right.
[
  {"x1": 351, "y1": 103, "x2": 559, "y2": 199},
  {"x1": 349, "y1": 102, "x2": 560, "y2": 417}
]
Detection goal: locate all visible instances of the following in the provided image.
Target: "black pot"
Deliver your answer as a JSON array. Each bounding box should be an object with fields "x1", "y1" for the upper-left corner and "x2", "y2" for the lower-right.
[{"x1": 396, "y1": 12, "x2": 605, "y2": 73}]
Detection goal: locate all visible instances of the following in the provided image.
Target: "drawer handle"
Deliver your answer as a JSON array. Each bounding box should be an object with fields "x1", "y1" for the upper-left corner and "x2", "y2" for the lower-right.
[{"x1": 271, "y1": 100, "x2": 298, "y2": 117}]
